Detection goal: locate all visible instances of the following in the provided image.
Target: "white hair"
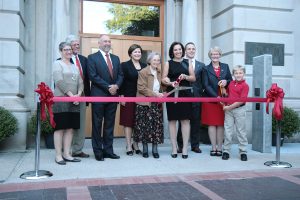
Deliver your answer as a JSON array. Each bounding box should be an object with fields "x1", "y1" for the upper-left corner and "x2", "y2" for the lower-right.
[{"x1": 65, "y1": 35, "x2": 79, "y2": 44}]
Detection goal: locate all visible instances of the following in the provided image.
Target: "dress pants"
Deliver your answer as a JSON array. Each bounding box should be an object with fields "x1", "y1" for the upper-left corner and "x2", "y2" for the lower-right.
[
  {"x1": 72, "y1": 102, "x2": 87, "y2": 154},
  {"x1": 91, "y1": 102, "x2": 117, "y2": 155}
]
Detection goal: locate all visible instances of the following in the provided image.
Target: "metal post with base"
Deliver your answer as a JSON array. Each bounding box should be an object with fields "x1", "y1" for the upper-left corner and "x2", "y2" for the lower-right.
[
  {"x1": 20, "y1": 101, "x2": 53, "y2": 179},
  {"x1": 264, "y1": 120, "x2": 292, "y2": 168}
]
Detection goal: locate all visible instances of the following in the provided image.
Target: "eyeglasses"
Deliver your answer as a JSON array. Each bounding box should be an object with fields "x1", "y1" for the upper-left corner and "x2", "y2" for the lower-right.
[{"x1": 63, "y1": 49, "x2": 72, "y2": 52}]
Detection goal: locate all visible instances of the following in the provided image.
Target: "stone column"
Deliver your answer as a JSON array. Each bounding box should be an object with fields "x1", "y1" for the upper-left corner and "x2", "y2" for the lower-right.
[
  {"x1": 174, "y1": 0, "x2": 183, "y2": 41},
  {"x1": 181, "y1": 0, "x2": 198, "y2": 46},
  {"x1": 52, "y1": 0, "x2": 71, "y2": 60},
  {"x1": 252, "y1": 55, "x2": 272, "y2": 153}
]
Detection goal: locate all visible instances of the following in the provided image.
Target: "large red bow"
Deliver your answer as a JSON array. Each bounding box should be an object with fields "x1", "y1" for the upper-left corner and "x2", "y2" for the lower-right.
[
  {"x1": 266, "y1": 83, "x2": 284, "y2": 121},
  {"x1": 34, "y1": 82, "x2": 56, "y2": 128}
]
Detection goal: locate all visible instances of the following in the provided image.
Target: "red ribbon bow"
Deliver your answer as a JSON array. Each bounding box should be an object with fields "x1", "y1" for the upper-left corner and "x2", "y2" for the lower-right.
[
  {"x1": 266, "y1": 83, "x2": 284, "y2": 121},
  {"x1": 34, "y1": 82, "x2": 56, "y2": 128}
]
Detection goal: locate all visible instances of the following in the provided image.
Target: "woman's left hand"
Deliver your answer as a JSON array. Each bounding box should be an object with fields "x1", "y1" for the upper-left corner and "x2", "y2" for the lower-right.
[{"x1": 218, "y1": 80, "x2": 227, "y2": 87}]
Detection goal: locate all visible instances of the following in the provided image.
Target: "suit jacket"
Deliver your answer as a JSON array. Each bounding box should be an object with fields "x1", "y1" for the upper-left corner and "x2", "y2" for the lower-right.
[
  {"x1": 202, "y1": 62, "x2": 232, "y2": 97},
  {"x1": 70, "y1": 54, "x2": 91, "y2": 97},
  {"x1": 182, "y1": 59, "x2": 205, "y2": 97},
  {"x1": 87, "y1": 51, "x2": 123, "y2": 97},
  {"x1": 119, "y1": 59, "x2": 146, "y2": 97}
]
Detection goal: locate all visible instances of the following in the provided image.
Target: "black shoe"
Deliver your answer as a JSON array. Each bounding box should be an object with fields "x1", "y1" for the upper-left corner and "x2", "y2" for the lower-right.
[
  {"x1": 104, "y1": 153, "x2": 120, "y2": 159},
  {"x1": 182, "y1": 154, "x2": 188, "y2": 159},
  {"x1": 63, "y1": 157, "x2": 81, "y2": 162},
  {"x1": 132, "y1": 144, "x2": 141, "y2": 154},
  {"x1": 210, "y1": 150, "x2": 217, "y2": 156},
  {"x1": 152, "y1": 152, "x2": 159, "y2": 159},
  {"x1": 222, "y1": 152, "x2": 230, "y2": 160},
  {"x1": 95, "y1": 152, "x2": 104, "y2": 161},
  {"x1": 191, "y1": 147, "x2": 202, "y2": 153},
  {"x1": 55, "y1": 159, "x2": 66, "y2": 165},
  {"x1": 216, "y1": 150, "x2": 222, "y2": 157},
  {"x1": 72, "y1": 152, "x2": 90, "y2": 158},
  {"x1": 126, "y1": 151, "x2": 133, "y2": 156},
  {"x1": 171, "y1": 154, "x2": 177, "y2": 158},
  {"x1": 241, "y1": 154, "x2": 248, "y2": 161},
  {"x1": 143, "y1": 152, "x2": 149, "y2": 158}
]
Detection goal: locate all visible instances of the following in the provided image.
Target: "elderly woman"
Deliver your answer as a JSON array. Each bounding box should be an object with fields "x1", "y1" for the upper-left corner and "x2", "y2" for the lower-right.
[
  {"x1": 52, "y1": 42, "x2": 84, "y2": 165},
  {"x1": 134, "y1": 52, "x2": 164, "y2": 159},
  {"x1": 162, "y1": 42, "x2": 195, "y2": 159},
  {"x1": 119, "y1": 44, "x2": 146, "y2": 156},
  {"x1": 201, "y1": 46, "x2": 232, "y2": 156}
]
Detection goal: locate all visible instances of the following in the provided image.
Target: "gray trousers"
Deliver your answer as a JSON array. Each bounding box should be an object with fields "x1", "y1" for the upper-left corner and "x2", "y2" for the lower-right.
[
  {"x1": 72, "y1": 103, "x2": 87, "y2": 154},
  {"x1": 223, "y1": 106, "x2": 248, "y2": 154}
]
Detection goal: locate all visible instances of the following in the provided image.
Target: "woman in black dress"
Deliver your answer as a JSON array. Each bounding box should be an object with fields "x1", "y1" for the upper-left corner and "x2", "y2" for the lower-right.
[
  {"x1": 162, "y1": 42, "x2": 195, "y2": 159},
  {"x1": 119, "y1": 44, "x2": 146, "y2": 155}
]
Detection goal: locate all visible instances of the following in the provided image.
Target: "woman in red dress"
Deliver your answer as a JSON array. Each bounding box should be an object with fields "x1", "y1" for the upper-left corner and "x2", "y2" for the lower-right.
[{"x1": 201, "y1": 47, "x2": 232, "y2": 156}]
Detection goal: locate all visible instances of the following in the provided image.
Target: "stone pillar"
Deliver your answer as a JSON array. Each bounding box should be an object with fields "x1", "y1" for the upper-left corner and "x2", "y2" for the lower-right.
[
  {"x1": 181, "y1": 0, "x2": 197, "y2": 46},
  {"x1": 52, "y1": 0, "x2": 71, "y2": 60},
  {"x1": 174, "y1": 0, "x2": 183, "y2": 41},
  {"x1": 252, "y1": 55, "x2": 272, "y2": 153}
]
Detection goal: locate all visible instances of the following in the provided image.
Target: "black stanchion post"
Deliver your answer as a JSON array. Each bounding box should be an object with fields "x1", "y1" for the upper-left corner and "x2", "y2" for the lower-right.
[
  {"x1": 264, "y1": 120, "x2": 292, "y2": 168},
  {"x1": 20, "y1": 101, "x2": 53, "y2": 179}
]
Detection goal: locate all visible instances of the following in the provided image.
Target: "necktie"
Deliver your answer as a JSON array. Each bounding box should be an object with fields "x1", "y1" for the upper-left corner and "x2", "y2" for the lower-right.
[
  {"x1": 75, "y1": 56, "x2": 84, "y2": 80},
  {"x1": 105, "y1": 53, "x2": 113, "y2": 78}
]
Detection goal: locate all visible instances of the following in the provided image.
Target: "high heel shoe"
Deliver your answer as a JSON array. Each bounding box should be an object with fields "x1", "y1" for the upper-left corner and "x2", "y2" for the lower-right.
[
  {"x1": 132, "y1": 144, "x2": 141, "y2": 154},
  {"x1": 182, "y1": 154, "x2": 188, "y2": 159},
  {"x1": 126, "y1": 151, "x2": 133, "y2": 156},
  {"x1": 171, "y1": 154, "x2": 177, "y2": 158},
  {"x1": 143, "y1": 152, "x2": 149, "y2": 158}
]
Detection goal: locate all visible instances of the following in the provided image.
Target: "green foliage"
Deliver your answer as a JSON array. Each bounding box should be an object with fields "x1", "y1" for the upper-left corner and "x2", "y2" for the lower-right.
[
  {"x1": 272, "y1": 107, "x2": 300, "y2": 138},
  {"x1": 106, "y1": 4, "x2": 159, "y2": 36},
  {"x1": 28, "y1": 110, "x2": 54, "y2": 136},
  {"x1": 0, "y1": 107, "x2": 18, "y2": 142}
]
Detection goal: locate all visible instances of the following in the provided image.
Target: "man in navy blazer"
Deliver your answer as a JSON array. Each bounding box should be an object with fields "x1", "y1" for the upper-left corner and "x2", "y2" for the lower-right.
[
  {"x1": 177, "y1": 42, "x2": 205, "y2": 153},
  {"x1": 87, "y1": 35, "x2": 123, "y2": 161},
  {"x1": 65, "y1": 35, "x2": 91, "y2": 158}
]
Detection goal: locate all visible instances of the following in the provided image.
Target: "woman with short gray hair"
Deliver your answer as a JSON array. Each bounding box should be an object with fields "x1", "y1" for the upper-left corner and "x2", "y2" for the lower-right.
[{"x1": 134, "y1": 52, "x2": 164, "y2": 158}]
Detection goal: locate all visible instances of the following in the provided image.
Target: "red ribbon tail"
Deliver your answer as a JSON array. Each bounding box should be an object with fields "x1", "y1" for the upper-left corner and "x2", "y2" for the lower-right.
[
  {"x1": 266, "y1": 99, "x2": 270, "y2": 114},
  {"x1": 40, "y1": 102, "x2": 46, "y2": 121},
  {"x1": 47, "y1": 105, "x2": 56, "y2": 128}
]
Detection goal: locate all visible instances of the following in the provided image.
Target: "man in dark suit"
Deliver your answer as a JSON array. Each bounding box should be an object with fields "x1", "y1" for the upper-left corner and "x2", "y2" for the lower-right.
[
  {"x1": 177, "y1": 42, "x2": 205, "y2": 153},
  {"x1": 87, "y1": 34, "x2": 123, "y2": 161},
  {"x1": 65, "y1": 35, "x2": 91, "y2": 158}
]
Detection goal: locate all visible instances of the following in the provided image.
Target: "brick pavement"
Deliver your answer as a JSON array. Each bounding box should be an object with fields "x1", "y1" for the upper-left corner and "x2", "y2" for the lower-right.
[{"x1": 1, "y1": 169, "x2": 300, "y2": 200}]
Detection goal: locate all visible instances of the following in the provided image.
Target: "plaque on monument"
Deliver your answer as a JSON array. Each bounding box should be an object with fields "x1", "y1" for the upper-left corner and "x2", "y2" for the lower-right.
[{"x1": 245, "y1": 42, "x2": 284, "y2": 66}]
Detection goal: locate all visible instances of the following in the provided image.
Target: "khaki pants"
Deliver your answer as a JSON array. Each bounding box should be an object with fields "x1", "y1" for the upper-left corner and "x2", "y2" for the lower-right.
[
  {"x1": 223, "y1": 106, "x2": 248, "y2": 154},
  {"x1": 72, "y1": 103, "x2": 87, "y2": 154}
]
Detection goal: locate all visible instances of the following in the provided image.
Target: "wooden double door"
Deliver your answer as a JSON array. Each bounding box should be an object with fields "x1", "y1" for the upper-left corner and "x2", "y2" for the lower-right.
[{"x1": 81, "y1": 36, "x2": 162, "y2": 137}]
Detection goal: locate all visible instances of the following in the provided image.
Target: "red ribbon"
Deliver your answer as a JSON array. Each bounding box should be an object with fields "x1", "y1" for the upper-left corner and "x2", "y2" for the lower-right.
[
  {"x1": 34, "y1": 82, "x2": 56, "y2": 128},
  {"x1": 266, "y1": 83, "x2": 284, "y2": 121}
]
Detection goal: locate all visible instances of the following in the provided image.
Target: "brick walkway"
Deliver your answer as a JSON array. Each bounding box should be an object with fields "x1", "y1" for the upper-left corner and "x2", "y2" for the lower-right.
[{"x1": 1, "y1": 169, "x2": 300, "y2": 200}]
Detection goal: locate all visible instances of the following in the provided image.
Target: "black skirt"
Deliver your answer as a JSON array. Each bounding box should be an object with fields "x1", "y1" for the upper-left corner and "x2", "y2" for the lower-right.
[{"x1": 54, "y1": 112, "x2": 80, "y2": 131}]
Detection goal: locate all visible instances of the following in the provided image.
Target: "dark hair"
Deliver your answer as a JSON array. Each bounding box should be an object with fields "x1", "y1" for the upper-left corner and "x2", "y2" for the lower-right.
[
  {"x1": 128, "y1": 44, "x2": 142, "y2": 57},
  {"x1": 169, "y1": 42, "x2": 185, "y2": 59},
  {"x1": 185, "y1": 42, "x2": 195, "y2": 49}
]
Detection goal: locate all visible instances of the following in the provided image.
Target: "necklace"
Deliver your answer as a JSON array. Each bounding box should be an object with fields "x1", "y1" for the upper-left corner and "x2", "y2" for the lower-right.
[{"x1": 70, "y1": 64, "x2": 78, "y2": 81}]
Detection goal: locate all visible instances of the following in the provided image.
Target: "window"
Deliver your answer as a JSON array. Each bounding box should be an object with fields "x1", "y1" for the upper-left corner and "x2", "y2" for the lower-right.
[{"x1": 83, "y1": 1, "x2": 160, "y2": 37}]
